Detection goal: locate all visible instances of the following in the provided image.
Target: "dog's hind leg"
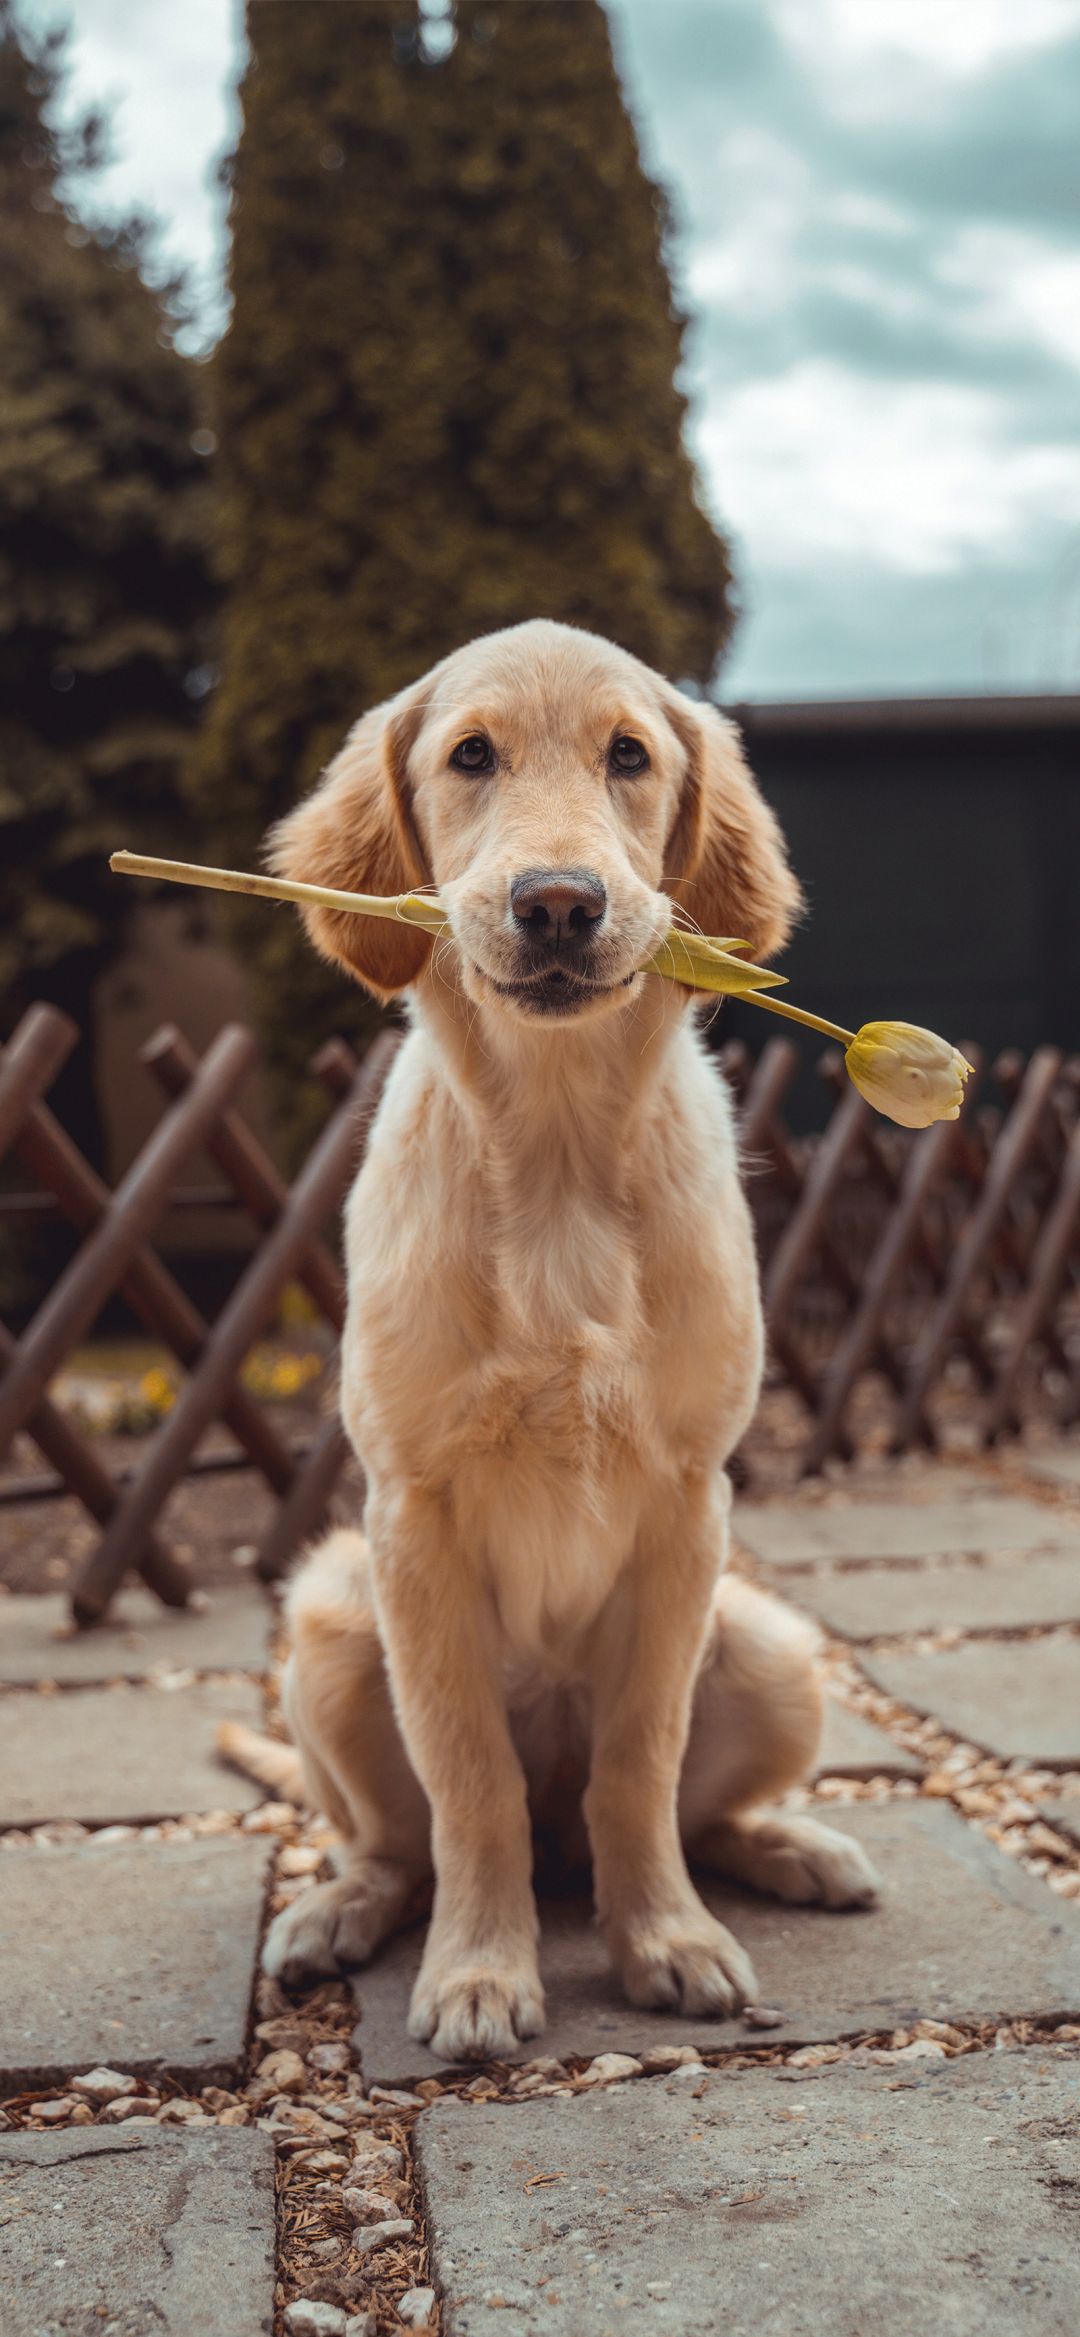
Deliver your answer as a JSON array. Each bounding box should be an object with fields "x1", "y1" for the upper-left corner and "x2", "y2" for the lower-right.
[
  {"x1": 679, "y1": 1575, "x2": 880, "y2": 1911},
  {"x1": 261, "y1": 1530, "x2": 432, "y2": 1986}
]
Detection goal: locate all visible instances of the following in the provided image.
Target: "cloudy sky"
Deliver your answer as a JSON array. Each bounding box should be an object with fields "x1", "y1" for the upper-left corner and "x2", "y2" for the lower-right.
[{"x1": 23, "y1": 0, "x2": 1080, "y2": 699}]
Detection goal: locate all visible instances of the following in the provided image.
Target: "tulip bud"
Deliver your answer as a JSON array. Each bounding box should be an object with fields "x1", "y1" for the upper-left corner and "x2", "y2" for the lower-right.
[{"x1": 844, "y1": 1022, "x2": 973, "y2": 1129}]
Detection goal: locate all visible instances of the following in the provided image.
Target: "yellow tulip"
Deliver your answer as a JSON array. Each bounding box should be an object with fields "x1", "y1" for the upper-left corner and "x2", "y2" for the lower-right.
[{"x1": 843, "y1": 1022, "x2": 974, "y2": 1129}]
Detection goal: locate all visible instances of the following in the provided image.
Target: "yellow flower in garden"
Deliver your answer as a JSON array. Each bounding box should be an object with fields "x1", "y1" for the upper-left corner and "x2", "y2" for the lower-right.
[
  {"x1": 140, "y1": 1367, "x2": 175, "y2": 1412},
  {"x1": 844, "y1": 1022, "x2": 974, "y2": 1130}
]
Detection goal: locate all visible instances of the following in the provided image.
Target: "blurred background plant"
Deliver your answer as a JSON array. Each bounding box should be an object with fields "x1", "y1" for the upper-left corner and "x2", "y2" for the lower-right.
[{"x1": 0, "y1": 0, "x2": 214, "y2": 1160}]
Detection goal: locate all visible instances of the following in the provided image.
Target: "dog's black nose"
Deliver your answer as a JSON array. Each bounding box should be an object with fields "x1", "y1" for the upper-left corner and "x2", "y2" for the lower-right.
[{"x1": 510, "y1": 868, "x2": 607, "y2": 944}]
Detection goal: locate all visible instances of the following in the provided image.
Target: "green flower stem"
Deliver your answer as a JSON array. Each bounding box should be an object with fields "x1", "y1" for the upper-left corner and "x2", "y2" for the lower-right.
[{"x1": 742, "y1": 990, "x2": 857, "y2": 1048}]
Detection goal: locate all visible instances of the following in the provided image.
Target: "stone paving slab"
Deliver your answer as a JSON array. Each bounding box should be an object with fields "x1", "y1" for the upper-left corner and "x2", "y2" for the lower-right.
[
  {"x1": 863, "y1": 1636, "x2": 1080, "y2": 1767},
  {"x1": 817, "y1": 1697, "x2": 923, "y2": 1777},
  {"x1": 0, "y1": 1583, "x2": 274, "y2": 1685},
  {"x1": 0, "y1": 1676, "x2": 265, "y2": 1827},
  {"x1": 735, "y1": 1495, "x2": 1080, "y2": 1571},
  {"x1": 417, "y1": 2048, "x2": 1080, "y2": 2336},
  {"x1": 790, "y1": 1551, "x2": 1080, "y2": 1641},
  {"x1": 1026, "y1": 1446, "x2": 1080, "y2": 1491},
  {"x1": 351, "y1": 1800, "x2": 1080, "y2": 2083},
  {"x1": 0, "y1": 1835, "x2": 272, "y2": 2091},
  {"x1": 0, "y1": 2126, "x2": 275, "y2": 2337}
]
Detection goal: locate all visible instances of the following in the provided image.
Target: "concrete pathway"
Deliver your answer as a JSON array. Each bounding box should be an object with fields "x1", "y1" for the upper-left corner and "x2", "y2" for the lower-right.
[{"x1": 2, "y1": 1450, "x2": 1080, "y2": 2335}]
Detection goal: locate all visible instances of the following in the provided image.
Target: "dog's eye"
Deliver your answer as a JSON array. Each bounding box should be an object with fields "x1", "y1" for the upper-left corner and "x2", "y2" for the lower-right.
[
  {"x1": 450, "y1": 734, "x2": 496, "y2": 776},
  {"x1": 608, "y1": 734, "x2": 649, "y2": 776}
]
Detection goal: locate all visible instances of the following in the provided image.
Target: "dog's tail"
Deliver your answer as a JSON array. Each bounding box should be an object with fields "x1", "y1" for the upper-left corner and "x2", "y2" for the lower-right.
[{"x1": 216, "y1": 1720, "x2": 306, "y2": 1805}]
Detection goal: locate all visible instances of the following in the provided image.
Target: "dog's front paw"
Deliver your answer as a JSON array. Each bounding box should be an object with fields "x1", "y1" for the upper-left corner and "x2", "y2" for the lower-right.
[
  {"x1": 614, "y1": 1909, "x2": 758, "y2": 2018},
  {"x1": 408, "y1": 1959, "x2": 545, "y2": 2060},
  {"x1": 262, "y1": 1863, "x2": 409, "y2": 1988}
]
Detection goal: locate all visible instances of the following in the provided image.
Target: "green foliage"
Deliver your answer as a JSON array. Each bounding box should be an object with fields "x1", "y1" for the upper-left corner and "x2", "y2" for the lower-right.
[
  {"x1": 0, "y1": 1, "x2": 212, "y2": 1082},
  {"x1": 193, "y1": 0, "x2": 734, "y2": 1150}
]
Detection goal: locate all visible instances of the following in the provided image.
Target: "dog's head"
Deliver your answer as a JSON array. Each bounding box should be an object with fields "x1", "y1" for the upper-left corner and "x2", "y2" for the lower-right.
[{"x1": 269, "y1": 620, "x2": 801, "y2": 1024}]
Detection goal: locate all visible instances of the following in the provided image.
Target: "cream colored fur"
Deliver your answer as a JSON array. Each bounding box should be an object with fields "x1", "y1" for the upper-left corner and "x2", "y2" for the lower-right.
[{"x1": 255, "y1": 621, "x2": 879, "y2": 2059}]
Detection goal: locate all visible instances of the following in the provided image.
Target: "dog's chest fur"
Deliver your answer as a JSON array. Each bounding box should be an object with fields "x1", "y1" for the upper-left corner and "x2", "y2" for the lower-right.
[{"x1": 342, "y1": 1022, "x2": 760, "y2": 1667}]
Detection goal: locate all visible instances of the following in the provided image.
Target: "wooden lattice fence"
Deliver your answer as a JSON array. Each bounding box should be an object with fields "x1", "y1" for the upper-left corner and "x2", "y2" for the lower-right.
[{"x1": 2, "y1": 1004, "x2": 1079, "y2": 1626}]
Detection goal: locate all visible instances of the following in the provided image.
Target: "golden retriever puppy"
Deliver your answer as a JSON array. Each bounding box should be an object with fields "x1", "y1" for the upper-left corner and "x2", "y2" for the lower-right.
[{"x1": 259, "y1": 619, "x2": 879, "y2": 2059}]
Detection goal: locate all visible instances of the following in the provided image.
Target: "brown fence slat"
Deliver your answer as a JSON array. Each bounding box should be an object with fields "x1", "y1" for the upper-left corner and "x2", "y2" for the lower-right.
[
  {"x1": 983, "y1": 1117, "x2": 1080, "y2": 1442},
  {"x1": 0, "y1": 1320, "x2": 189, "y2": 1601},
  {"x1": 251, "y1": 1032, "x2": 401, "y2": 1578},
  {"x1": 0, "y1": 1023, "x2": 259, "y2": 1466},
  {"x1": 801, "y1": 1063, "x2": 981, "y2": 1475},
  {"x1": 893, "y1": 1045, "x2": 1064, "y2": 1449},
  {"x1": 70, "y1": 1031, "x2": 400, "y2": 1623},
  {"x1": 0, "y1": 1004, "x2": 79, "y2": 1158},
  {"x1": 255, "y1": 1416, "x2": 353, "y2": 1583},
  {"x1": 142, "y1": 1025, "x2": 345, "y2": 1327},
  {"x1": 10, "y1": 1052, "x2": 300, "y2": 1504}
]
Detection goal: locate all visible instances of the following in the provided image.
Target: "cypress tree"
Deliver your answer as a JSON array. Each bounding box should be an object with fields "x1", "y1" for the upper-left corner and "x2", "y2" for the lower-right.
[
  {"x1": 195, "y1": 0, "x2": 733, "y2": 1146},
  {"x1": 0, "y1": 2, "x2": 212, "y2": 1157}
]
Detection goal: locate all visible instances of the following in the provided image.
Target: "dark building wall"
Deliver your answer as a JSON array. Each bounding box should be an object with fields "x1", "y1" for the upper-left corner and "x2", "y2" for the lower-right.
[{"x1": 719, "y1": 695, "x2": 1080, "y2": 1121}]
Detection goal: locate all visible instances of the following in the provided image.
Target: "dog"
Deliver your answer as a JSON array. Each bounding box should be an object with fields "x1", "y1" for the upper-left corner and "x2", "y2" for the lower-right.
[{"x1": 243, "y1": 619, "x2": 878, "y2": 2061}]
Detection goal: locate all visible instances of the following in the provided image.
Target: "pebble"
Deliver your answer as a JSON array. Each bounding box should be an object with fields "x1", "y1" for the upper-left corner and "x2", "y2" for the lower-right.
[
  {"x1": 577, "y1": 2053, "x2": 642, "y2": 2087},
  {"x1": 366, "y1": 2085, "x2": 424, "y2": 2109},
  {"x1": 284, "y1": 2305, "x2": 348, "y2": 2337},
  {"x1": 664, "y1": 2061, "x2": 711, "y2": 2085},
  {"x1": 344, "y1": 2144, "x2": 405, "y2": 2187},
  {"x1": 242, "y1": 1801, "x2": 297, "y2": 1834},
  {"x1": 255, "y1": 2047, "x2": 308, "y2": 2094},
  {"x1": 279, "y1": 1844, "x2": 325, "y2": 1877},
  {"x1": 156, "y1": 2100, "x2": 210, "y2": 2125},
  {"x1": 353, "y1": 2216, "x2": 414, "y2": 2255},
  {"x1": 35, "y1": 2098, "x2": 77, "y2": 2122},
  {"x1": 307, "y1": 2239, "x2": 343, "y2": 2263},
  {"x1": 397, "y1": 2287, "x2": 436, "y2": 2329},
  {"x1": 912, "y1": 2019, "x2": 965, "y2": 2047},
  {"x1": 743, "y1": 2006, "x2": 785, "y2": 2031},
  {"x1": 100, "y1": 2096, "x2": 160, "y2": 2123},
  {"x1": 255, "y1": 2017, "x2": 310, "y2": 2053},
  {"x1": 638, "y1": 2045, "x2": 704, "y2": 2072},
  {"x1": 342, "y1": 2185, "x2": 399, "y2": 2226},
  {"x1": 263, "y1": 2104, "x2": 343, "y2": 2141},
  {"x1": 307, "y1": 2041, "x2": 352, "y2": 2075},
  {"x1": 71, "y1": 2067, "x2": 137, "y2": 2104},
  {"x1": 345, "y1": 2317, "x2": 375, "y2": 2337}
]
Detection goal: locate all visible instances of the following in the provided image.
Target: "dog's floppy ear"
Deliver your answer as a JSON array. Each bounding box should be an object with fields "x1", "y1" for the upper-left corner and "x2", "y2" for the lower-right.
[
  {"x1": 662, "y1": 695, "x2": 803, "y2": 963},
  {"x1": 267, "y1": 686, "x2": 432, "y2": 997}
]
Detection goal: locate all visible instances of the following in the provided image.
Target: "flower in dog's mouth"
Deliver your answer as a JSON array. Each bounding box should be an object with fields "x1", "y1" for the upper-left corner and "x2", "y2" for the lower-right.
[
  {"x1": 109, "y1": 853, "x2": 974, "y2": 1129},
  {"x1": 843, "y1": 1023, "x2": 974, "y2": 1130}
]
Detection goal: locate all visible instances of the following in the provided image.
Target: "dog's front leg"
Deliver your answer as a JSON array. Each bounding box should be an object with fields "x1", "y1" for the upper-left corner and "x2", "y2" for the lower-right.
[
  {"x1": 585, "y1": 1475, "x2": 758, "y2": 2017},
  {"x1": 370, "y1": 1492, "x2": 543, "y2": 2061}
]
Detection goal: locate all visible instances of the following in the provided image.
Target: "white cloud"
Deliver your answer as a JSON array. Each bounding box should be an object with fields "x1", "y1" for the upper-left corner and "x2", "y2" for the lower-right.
[
  {"x1": 697, "y1": 361, "x2": 1080, "y2": 574},
  {"x1": 21, "y1": 0, "x2": 242, "y2": 340},
  {"x1": 936, "y1": 225, "x2": 1080, "y2": 378},
  {"x1": 770, "y1": 0, "x2": 1080, "y2": 125},
  {"x1": 684, "y1": 131, "x2": 812, "y2": 313},
  {"x1": 785, "y1": 0, "x2": 1080, "y2": 74}
]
